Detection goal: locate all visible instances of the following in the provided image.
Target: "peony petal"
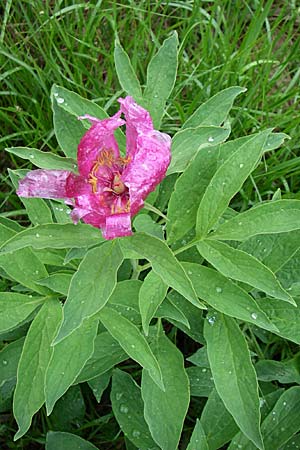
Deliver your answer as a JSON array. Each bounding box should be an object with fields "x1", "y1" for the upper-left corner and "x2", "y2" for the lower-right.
[
  {"x1": 77, "y1": 113, "x2": 125, "y2": 178},
  {"x1": 118, "y1": 96, "x2": 153, "y2": 158},
  {"x1": 122, "y1": 130, "x2": 171, "y2": 213},
  {"x1": 17, "y1": 170, "x2": 73, "y2": 199},
  {"x1": 70, "y1": 190, "x2": 110, "y2": 227},
  {"x1": 66, "y1": 173, "x2": 91, "y2": 197},
  {"x1": 103, "y1": 213, "x2": 132, "y2": 240}
]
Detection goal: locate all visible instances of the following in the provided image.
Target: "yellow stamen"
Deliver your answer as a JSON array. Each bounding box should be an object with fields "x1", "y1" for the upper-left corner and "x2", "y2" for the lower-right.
[{"x1": 88, "y1": 174, "x2": 98, "y2": 193}]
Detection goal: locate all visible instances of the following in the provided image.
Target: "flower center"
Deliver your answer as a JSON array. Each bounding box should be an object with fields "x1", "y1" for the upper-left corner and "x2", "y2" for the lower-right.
[
  {"x1": 112, "y1": 174, "x2": 126, "y2": 194},
  {"x1": 88, "y1": 149, "x2": 130, "y2": 214}
]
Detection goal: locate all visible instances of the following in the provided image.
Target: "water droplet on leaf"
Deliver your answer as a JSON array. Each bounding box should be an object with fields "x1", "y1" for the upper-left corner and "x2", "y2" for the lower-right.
[
  {"x1": 208, "y1": 316, "x2": 216, "y2": 325},
  {"x1": 119, "y1": 404, "x2": 129, "y2": 414},
  {"x1": 132, "y1": 430, "x2": 141, "y2": 438}
]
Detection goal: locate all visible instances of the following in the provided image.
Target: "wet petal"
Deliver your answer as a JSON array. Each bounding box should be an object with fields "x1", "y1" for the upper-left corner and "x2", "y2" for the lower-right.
[
  {"x1": 118, "y1": 96, "x2": 153, "y2": 158},
  {"x1": 103, "y1": 213, "x2": 132, "y2": 240},
  {"x1": 71, "y1": 192, "x2": 110, "y2": 227},
  {"x1": 77, "y1": 113, "x2": 125, "y2": 178},
  {"x1": 17, "y1": 170, "x2": 73, "y2": 199},
  {"x1": 122, "y1": 130, "x2": 171, "y2": 213}
]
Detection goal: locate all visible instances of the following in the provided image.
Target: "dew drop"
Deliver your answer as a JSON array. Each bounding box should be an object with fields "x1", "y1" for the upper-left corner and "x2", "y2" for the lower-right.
[
  {"x1": 283, "y1": 401, "x2": 287, "y2": 406},
  {"x1": 116, "y1": 392, "x2": 122, "y2": 400},
  {"x1": 131, "y1": 344, "x2": 136, "y2": 349},
  {"x1": 132, "y1": 430, "x2": 141, "y2": 438},
  {"x1": 239, "y1": 163, "x2": 244, "y2": 168},
  {"x1": 251, "y1": 313, "x2": 258, "y2": 320},
  {"x1": 187, "y1": 270, "x2": 193, "y2": 275},
  {"x1": 29, "y1": 154, "x2": 35, "y2": 158},
  {"x1": 57, "y1": 97, "x2": 65, "y2": 104},
  {"x1": 238, "y1": 222, "x2": 242, "y2": 226},
  {"x1": 35, "y1": 233, "x2": 40, "y2": 238},
  {"x1": 202, "y1": 368, "x2": 207, "y2": 373},
  {"x1": 119, "y1": 404, "x2": 129, "y2": 414},
  {"x1": 216, "y1": 287, "x2": 222, "y2": 293},
  {"x1": 208, "y1": 136, "x2": 214, "y2": 142},
  {"x1": 208, "y1": 316, "x2": 216, "y2": 325},
  {"x1": 259, "y1": 398, "x2": 266, "y2": 408},
  {"x1": 2, "y1": 360, "x2": 8, "y2": 365}
]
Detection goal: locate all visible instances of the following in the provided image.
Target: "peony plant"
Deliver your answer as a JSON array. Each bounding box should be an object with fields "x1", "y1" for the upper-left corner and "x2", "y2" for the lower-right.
[{"x1": 1, "y1": 32, "x2": 300, "y2": 449}]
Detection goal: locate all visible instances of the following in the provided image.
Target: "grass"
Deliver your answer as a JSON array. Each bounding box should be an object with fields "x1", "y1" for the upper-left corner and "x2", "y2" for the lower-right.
[{"x1": 0, "y1": 0, "x2": 300, "y2": 448}]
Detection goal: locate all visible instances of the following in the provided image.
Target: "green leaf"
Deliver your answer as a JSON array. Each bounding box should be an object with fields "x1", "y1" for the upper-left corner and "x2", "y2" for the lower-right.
[
  {"x1": 0, "y1": 338, "x2": 24, "y2": 386},
  {"x1": 204, "y1": 313, "x2": 263, "y2": 449},
  {"x1": 186, "y1": 366, "x2": 214, "y2": 397},
  {"x1": 13, "y1": 298, "x2": 62, "y2": 440},
  {"x1": 108, "y1": 280, "x2": 141, "y2": 325},
  {"x1": 46, "y1": 431, "x2": 98, "y2": 450},
  {"x1": 155, "y1": 297, "x2": 190, "y2": 329},
  {"x1": 4, "y1": 147, "x2": 76, "y2": 170},
  {"x1": 187, "y1": 420, "x2": 209, "y2": 450},
  {"x1": 228, "y1": 387, "x2": 300, "y2": 450},
  {"x1": 52, "y1": 98, "x2": 85, "y2": 158},
  {"x1": 0, "y1": 223, "x2": 104, "y2": 254},
  {"x1": 45, "y1": 317, "x2": 98, "y2": 414},
  {"x1": 139, "y1": 270, "x2": 168, "y2": 336},
  {"x1": 119, "y1": 233, "x2": 203, "y2": 308},
  {"x1": 201, "y1": 389, "x2": 239, "y2": 450},
  {"x1": 197, "y1": 240, "x2": 294, "y2": 304},
  {"x1": 111, "y1": 370, "x2": 159, "y2": 450},
  {"x1": 50, "y1": 200, "x2": 73, "y2": 224},
  {"x1": 52, "y1": 84, "x2": 108, "y2": 119},
  {"x1": 51, "y1": 84, "x2": 125, "y2": 156},
  {"x1": 75, "y1": 332, "x2": 127, "y2": 383},
  {"x1": 239, "y1": 230, "x2": 300, "y2": 274},
  {"x1": 187, "y1": 347, "x2": 209, "y2": 367},
  {"x1": 0, "y1": 293, "x2": 44, "y2": 333},
  {"x1": 259, "y1": 297, "x2": 300, "y2": 344},
  {"x1": 211, "y1": 200, "x2": 300, "y2": 241},
  {"x1": 133, "y1": 214, "x2": 164, "y2": 240},
  {"x1": 98, "y1": 307, "x2": 163, "y2": 390},
  {"x1": 255, "y1": 359, "x2": 300, "y2": 384},
  {"x1": 54, "y1": 240, "x2": 123, "y2": 343},
  {"x1": 143, "y1": 32, "x2": 178, "y2": 128},
  {"x1": 168, "y1": 125, "x2": 231, "y2": 175},
  {"x1": 196, "y1": 130, "x2": 270, "y2": 238},
  {"x1": 36, "y1": 273, "x2": 72, "y2": 296},
  {"x1": 141, "y1": 330, "x2": 190, "y2": 450},
  {"x1": 182, "y1": 86, "x2": 246, "y2": 129},
  {"x1": 183, "y1": 262, "x2": 278, "y2": 332},
  {"x1": 168, "y1": 131, "x2": 288, "y2": 242},
  {"x1": 167, "y1": 291, "x2": 205, "y2": 344},
  {"x1": 114, "y1": 42, "x2": 143, "y2": 102},
  {"x1": 88, "y1": 370, "x2": 112, "y2": 403},
  {"x1": 0, "y1": 245, "x2": 49, "y2": 295}
]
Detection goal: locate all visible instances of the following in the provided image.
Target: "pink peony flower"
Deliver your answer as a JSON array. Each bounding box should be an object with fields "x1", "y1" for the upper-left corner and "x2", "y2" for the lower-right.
[{"x1": 17, "y1": 96, "x2": 171, "y2": 239}]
